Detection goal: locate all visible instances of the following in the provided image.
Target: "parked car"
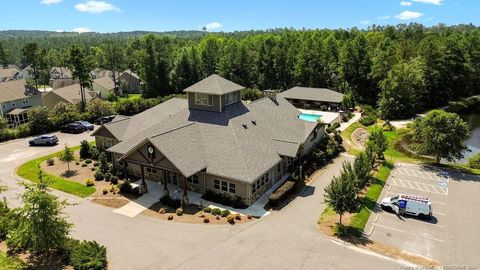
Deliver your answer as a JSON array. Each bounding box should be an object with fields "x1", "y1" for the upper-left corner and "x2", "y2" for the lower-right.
[
  {"x1": 75, "y1": 121, "x2": 94, "y2": 131},
  {"x1": 381, "y1": 194, "x2": 432, "y2": 219},
  {"x1": 61, "y1": 122, "x2": 85, "y2": 134},
  {"x1": 94, "y1": 115, "x2": 116, "y2": 125},
  {"x1": 29, "y1": 134, "x2": 59, "y2": 146}
]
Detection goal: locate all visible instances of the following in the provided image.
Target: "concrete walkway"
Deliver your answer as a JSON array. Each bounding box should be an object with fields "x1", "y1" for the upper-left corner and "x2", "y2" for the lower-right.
[
  {"x1": 113, "y1": 180, "x2": 163, "y2": 217},
  {"x1": 338, "y1": 112, "x2": 361, "y2": 132}
]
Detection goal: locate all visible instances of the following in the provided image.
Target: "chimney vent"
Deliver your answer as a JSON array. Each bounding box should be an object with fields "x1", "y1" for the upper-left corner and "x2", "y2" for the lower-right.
[
  {"x1": 242, "y1": 124, "x2": 248, "y2": 129},
  {"x1": 251, "y1": 120, "x2": 257, "y2": 125}
]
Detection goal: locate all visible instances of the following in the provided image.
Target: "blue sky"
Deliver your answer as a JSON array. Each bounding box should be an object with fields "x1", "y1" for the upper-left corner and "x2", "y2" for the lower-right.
[{"x1": 1, "y1": 0, "x2": 477, "y2": 33}]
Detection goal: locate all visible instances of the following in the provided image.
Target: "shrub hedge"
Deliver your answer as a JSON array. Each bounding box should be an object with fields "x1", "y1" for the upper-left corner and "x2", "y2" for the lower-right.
[{"x1": 269, "y1": 181, "x2": 296, "y2": 205}]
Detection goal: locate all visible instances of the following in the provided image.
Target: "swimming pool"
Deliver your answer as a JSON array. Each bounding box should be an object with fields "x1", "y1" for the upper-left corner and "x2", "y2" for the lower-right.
[{"x1": 298, "y1": 113, "x2": 322, "y2": 123}]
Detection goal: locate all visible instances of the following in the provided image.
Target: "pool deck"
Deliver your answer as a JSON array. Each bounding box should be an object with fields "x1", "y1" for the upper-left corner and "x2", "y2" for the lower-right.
[{"x1": 298, "y1": 109, "x2": 340, "y2": 124}]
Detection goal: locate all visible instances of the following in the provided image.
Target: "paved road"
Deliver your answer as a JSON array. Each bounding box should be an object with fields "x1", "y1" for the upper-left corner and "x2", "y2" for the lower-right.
[{"x1": 0, "y1": 132, "x2": 407, "y2": 270}]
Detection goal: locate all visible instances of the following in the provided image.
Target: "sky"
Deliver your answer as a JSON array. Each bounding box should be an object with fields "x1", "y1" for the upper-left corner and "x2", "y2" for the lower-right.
[{"x1": 1, "y1": 0, "x2": 478, "y2": 33}]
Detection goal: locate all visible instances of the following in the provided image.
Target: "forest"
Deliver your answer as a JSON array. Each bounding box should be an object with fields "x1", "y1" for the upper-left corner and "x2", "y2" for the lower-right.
[{"x1": 1, "y1": 24, "x2": 480, "y2": 120}]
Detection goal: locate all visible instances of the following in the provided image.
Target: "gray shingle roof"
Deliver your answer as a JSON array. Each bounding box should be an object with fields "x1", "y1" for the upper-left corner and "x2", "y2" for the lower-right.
[
  {"x1": 102, "y1": 95, "x2": 318, "y2": 183},
  {"x1": 0, "y1": 68, "x2": 19, "y2": 78},
  {"x1": 183, "y1": 74, "x2": 244, "y2": 95},
  {"x1": 279, "y1": 86, "x2": 344, "y2": 103},
  {"x1": 0, "y1": 80, "x2": 40, "y2": 103},
  {"x1": 46, "y1": 84, "x2": 93, "y2": 104},
  {"x1": 93, "y1": 76, "x2": 115, "y2": 90}
]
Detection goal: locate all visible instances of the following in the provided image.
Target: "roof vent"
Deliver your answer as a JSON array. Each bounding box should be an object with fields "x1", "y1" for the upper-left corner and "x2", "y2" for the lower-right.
[
  {"x1": 242, "y1": 124, "x2": 248, "y2": 129},
  {"x1": 251, "y1": 120, "x2": 257, "y2": 125}
]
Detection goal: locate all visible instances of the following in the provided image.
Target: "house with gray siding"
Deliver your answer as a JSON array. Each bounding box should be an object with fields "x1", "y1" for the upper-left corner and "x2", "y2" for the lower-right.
[
  {"x1": 93, "y1": 75, "x2": 325, "y2": 206},
  {"x1": 279, "y1": 86, "x2": 344, "y2": 111},
  {"x1": 0, "y1": 80, "x2": 42, "y2": 126}
]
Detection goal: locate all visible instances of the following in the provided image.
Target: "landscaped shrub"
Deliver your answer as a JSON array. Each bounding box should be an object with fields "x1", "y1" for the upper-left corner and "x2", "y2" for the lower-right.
[
  {"x1": 104, "y1": 173, "x2": 113, "y2": 182},
  {"x1": 79, "y1": 140, "x2": 91, "y2": 159},
  {"x1": 160, "y1": 195, "x2": 181, "y2": 209},
  {"x1": 220, "y1": 209, "x2": 231, "y2": 217},
  {"x1": 203, "y1": 207, "x2": 212, "y2": 213},
  {"x1": 119, "y1": 180, "x2": 133, "y2": 194},
  {"x1": 167, "y1": 215, "x2": 173, "y2": 220},
  {"x1": 203, "y1": 217, "x2": 210, "y2": 223},
  {"x1": 235, "y1": 214, "x2": 241, "y2": 220},
  {"x1": 326, "y1": 122, "x2": 340, "y2": 133},
  {"x1": 94, "y1": 171, "x2": 104, "y2": 181},
  {"x1": 91, "y1": 168, "x2": 95, "y2": 171},
  {"x1": 67, "y1": 240, "x2": 107, "y2": 270},
  {"x1": 110, "y1": 176, "x2": 119, "y2": 185},
  {"x1": 360, "y1": 115, "x2": 376, "y2": 126},
  {"x1": 102, "y1": 189, "x2": 108, "y2": 195},
  {"x1": 468, "y1": 152, "x2": 480, "y2": 169},
  {"x1": 98, "y1": 152, "x2": 109, "y2": 173},
  {"x1": 226, "y1": 215, "x2": 235, "y2": 224},
  {"x1": 84, "y1": 159, "x2": 92, "y2": 164},
  {"x1": 176, "y1": 208, "x2": 183, "y2": 216},
  {"x1": 81, "y1": 163, "x2": 88, "y2": 167},
  {"x1": 90, "y1": 147, "x2": 100, "y2": 160},
  {"x1": 85, "y1": 179, "x2": 94, "y2": 187},
  {"x1": 211, "y1": 208, "x2": 221, "y2": 216},
  {"x1": 159, "y1": 208, "x2": 166, "y2": 214},
  {"x1": 201, "y1": 190, "x2": 247, "y2": 209},
  {"x1": 93, "y1": 162, "x2": 99, "y2": 167},
  {"x1": 46, "y1": 158, "x2": 55, "y2": 166},
  {"x1": 269, "y1": 181, "x2": 296, "y2": 206},
  {"x1": 76, "y1": 161, "x2": 80, "y2": 165}
]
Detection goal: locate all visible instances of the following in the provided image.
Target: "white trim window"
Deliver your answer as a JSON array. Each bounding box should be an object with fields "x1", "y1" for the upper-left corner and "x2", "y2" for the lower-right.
[
  {"x1": 194, "y1": 93, "x2": 213, "y2": 106},
  {"x1": 187, "y1": 174, "x2": 199, "y2": 185},
  {"x1": 225, "y1": 91, "x2": 239, "y2": 105}
]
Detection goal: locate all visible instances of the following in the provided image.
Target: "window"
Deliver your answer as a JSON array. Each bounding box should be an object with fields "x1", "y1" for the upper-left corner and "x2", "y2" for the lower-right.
[
  {"x1": 22, "y1": 98, "x2": 28, "y2": 104},
  {"x1": 187, "y1": 174, "x2": 199, "y2": 185},
  {"x1": 252, "y1": 183, "x2": 257, "y2": 193},
  {"x1": 11, "y1": 101, "x2": 15, "y2": 107},
  {"x1": 229, "y1": 183, "x2": 236, "y2": 194},
  {"x1": 221, "y1": 181, "x2": 228, "y2": 191},
  {"x1": 214, "y1": 179, "x2": 220, "y2": 189},
  {"x1": 194, "y1": 93, "x2": 213, "y2": 106},
  {"x1": 146, "y1": 168, "x2": 157, "y2": 174},
  {"x1": 225, "y1": 92, "x2": 238, "y2": 105}
]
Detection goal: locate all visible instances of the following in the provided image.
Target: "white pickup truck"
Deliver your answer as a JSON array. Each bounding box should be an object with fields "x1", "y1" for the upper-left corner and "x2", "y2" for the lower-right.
[{"x1": 381, "y1": 194, "x2": 432, "y2": 219}]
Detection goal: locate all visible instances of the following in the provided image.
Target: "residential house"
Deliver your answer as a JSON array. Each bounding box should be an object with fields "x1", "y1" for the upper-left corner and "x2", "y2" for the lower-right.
[
  {"x1": 279, "y1": 87, "x2": 344, "y2": 111},
  {"x1": 90, "y1": 68, "x2": 120, "y2": 80},
  {"x1": 91, "y1": 76, "x2": 116, "y2": 99},
  {"x1": 17, "y1": 65, "x2": 33, "y2": 81},
  {"x1": 118, "y1": 69, "x2": 141, "y2": 94},
  {"x1": 93, "y1": 75, "x2": 325, "y2": 206},
  {"x1": 50, "y1": 67, "x2": 72, "y2": 79},
  {"x1": 0, "y1": 68, "x2": 20, "y2": 82},
  {"x1": 42, "y1": 83, "x2": 93, "y2": 108},
  {"x1": 0, "y1": 80, "x2": 42, "y2": 126}
]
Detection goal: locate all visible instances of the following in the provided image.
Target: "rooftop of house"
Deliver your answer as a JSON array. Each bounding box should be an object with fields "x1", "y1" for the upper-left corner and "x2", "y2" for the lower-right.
[
  {"x1": 0, "y1": 68, "x2": 20, "y2": 78},
  {"x1": 91, "y1": 68, "x2": 120, "y2": 79},
  {"x1": 50, "y1": 67, "x2": 72, "y2": 77},
  {"x1": 0, "y1": 80, "x2": 40, "y2": 103},
  {"x1": 120, "y1": 69, "x2": 140, "y2": 80},
  {"x1": 96, "y1": 94, "x2": 317, "y2": 183},
  {"x1": 183, "y1": 74, "x2": 244, "y2": 95},
  {"x1": 93, "y1": 76, "x2": 115, "y2": 90},
  {"x1": 46, "y1": 83, "x2": 93, "y2": 104},
  {"x1": 279, "y1": 86, "x2": 344, "y2": 103}
]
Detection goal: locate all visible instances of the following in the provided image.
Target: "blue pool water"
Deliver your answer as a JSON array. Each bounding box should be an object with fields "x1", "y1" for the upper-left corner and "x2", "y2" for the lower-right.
[{"x1": 298, "y1": 113, "x2": 322, "y2": 123}]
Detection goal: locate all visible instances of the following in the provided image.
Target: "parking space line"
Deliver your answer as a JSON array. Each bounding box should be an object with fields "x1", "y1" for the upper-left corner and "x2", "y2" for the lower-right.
[
  {"x1": 413, "y1": 181, "x2": 423, "y2": 191},
  {"x1": 430, "y1": 185, "x2": 441, "y2": 194},
  {"x1": 373, "y1": 223, "x2": 444, "y2": 242},
  {"x1": 434, "y1": 212, "x2": 447, "y2": 216}
]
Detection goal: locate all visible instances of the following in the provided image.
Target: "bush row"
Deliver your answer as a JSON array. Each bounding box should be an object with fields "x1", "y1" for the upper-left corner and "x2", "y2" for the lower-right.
[
  {"x1": 268, "y1": 181, "x2": 296, "y2": 206},
  {"x1": 201, "y1": 190, "x2": 246, "y2": 209}
]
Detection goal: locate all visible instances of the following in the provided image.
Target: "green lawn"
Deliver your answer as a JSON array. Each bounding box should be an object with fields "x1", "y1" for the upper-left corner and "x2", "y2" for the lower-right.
[
  {"x1": 349, "y1": 161, "x2": 394, "y2": 236},
  {"x1": 118, "y1": 94, "x2": 142, "y2": 102},
  {"x1": 16, "y1": 146, "x2": 95, "y2": 198},
  {"x1": 0, "y1": 252, "x2": 27, "y2": 270}
]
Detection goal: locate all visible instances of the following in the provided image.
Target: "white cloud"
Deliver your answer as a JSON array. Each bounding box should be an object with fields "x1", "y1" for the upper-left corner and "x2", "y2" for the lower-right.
[
  {"x1": 400, "y1": 1, "x2": 413, "y2": 6},
  {"x1": 203, "y1": 22, "x2": 222, "y2": 31},
  {"x1": 55, "y1": 29, "x2": 64, "y2": 32},
  {"x1": 74, "y1": 1, "x2": 121, "y2": 14},
  {"x1": 412, "y1": 0, "x2": 443, "y2": 5},
  {"x1": 360, "y1": 20, "x2": 370, "y2": 25},
  {"x1": 378, "y1": 15, "x2": 391, "y2": 20},
  {"x1": 72, "y1": 27, "x2": 93, "y2": 33},
  {"x1": 395, "y1": 10, "x2": 423, "y2": 20},
  {"x1": 40, "y1": 0, "x2": 62, "y2": 5}
]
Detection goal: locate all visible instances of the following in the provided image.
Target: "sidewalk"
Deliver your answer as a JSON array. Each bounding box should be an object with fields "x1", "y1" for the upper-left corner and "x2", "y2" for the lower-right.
[{"x1": 338, "y1": 112, "x2": 361, "y2": 132}]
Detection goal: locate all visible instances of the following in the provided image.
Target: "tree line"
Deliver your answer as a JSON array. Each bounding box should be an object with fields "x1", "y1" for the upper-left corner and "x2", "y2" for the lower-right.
[{"x1": 2, "y1": 24, "x2": 480, "y2": 119}]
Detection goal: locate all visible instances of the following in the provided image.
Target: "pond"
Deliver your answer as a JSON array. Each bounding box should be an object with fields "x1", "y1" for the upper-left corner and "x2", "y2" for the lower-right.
[{"x1": 459, "y1": 105, "x2": 480, "y2": 163}]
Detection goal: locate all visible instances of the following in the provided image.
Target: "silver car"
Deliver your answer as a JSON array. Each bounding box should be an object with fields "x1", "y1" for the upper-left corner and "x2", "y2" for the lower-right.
[{"x1": 29, "y1": 134, "x2": 59, "y2": 146}]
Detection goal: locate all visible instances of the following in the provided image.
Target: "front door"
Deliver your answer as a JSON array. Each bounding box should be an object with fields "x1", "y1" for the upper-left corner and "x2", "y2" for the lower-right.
[{"x1": 167, "y1": 172, "x2": 178, "y2": 185}]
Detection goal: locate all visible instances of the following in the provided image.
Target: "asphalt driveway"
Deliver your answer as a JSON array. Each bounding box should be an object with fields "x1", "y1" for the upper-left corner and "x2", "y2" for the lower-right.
[{"x1": 0, "y1": 132, "x2": 410, "y2": 270}]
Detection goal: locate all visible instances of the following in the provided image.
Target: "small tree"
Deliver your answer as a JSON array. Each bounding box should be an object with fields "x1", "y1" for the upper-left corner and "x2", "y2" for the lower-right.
[
  {"x1": 79, "y1": 140, "x2": 91, "y2": 159},
  {"x1": 6, "y1": 176, "x2": 71, "y2": 254},
  {"x1": 367, "y1": 129, "x2": 388, "y2": 160},
  {"x1": 353, "y1": 151, "x2": 372, "y2": 189},
  {"x1": 59, "y1": 145, "x2": 75, "y2": 172},
  {"x1": 324, "y1": 162, "x2": 358, "y2": 225},
  {"x1": 412, "y1": 110, "x2": 471, "y2": 164},
  {"x1": 98, "y1": 152, "x2": 109, "y2": 174},
  {"x1": 365, "y1": 145, "x2": 376, "y2": 168}
]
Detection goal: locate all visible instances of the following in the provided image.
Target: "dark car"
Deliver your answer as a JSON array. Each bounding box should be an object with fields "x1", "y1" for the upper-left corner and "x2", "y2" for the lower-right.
[
  {"x1": 75, "y1": 121, "x2": 94, "y2": 131},
  {"x1": 61, "y1": 122, "x2": 85, "y2": 134},
  {"x1": 94, "y1": 115, "x2": 116, "y2": 125},
  {"x1": 29, "y1": 134, "x2": 59, "y2": 146}
]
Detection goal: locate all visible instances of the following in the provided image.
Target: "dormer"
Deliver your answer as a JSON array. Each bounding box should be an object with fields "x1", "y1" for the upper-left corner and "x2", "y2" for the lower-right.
[{"x1": 183, "y1": 74, "x2": 244, "y2": 112}]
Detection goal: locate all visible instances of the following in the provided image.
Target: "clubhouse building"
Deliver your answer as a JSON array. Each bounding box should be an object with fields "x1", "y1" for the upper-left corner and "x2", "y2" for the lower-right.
[{"x1": 93, "y1": 75, "x2": 325, "y2": 205}]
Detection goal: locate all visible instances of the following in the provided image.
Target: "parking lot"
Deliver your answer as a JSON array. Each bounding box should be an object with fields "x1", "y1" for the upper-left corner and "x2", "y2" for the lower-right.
[{"x1": 366, "y1": 163, "x2": 480, "y2": 266}]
